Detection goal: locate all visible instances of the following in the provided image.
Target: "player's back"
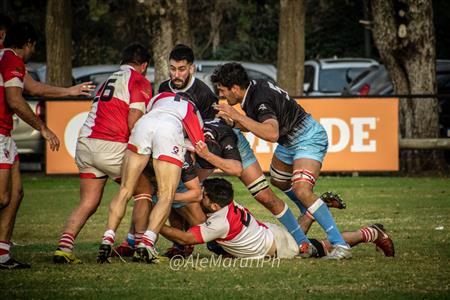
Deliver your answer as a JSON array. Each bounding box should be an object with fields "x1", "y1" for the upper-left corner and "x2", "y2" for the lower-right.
[{"x1": 79, "y1": 65, "x2": 152, "y2": 143}]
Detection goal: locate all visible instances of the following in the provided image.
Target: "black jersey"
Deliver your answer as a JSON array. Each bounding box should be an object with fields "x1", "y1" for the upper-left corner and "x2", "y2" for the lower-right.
[
  {"x1": 242, "y1": 80, "x2": 308, "y2": 146},
  {"x1": 158, "y1": 77, "x2": 218, "y2": 120},
  {"x1": 197, "y1": 118, "x2": 242, "y2": 169}
]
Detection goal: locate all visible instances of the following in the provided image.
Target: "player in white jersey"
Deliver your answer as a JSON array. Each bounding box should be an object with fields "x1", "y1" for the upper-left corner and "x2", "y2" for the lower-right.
[
  {"x1": 53, "y1": 43, "x2": 152, "y2": 265},
  {"x1": 161, "y1": 178, "x2": 396, "y2": 260},
  {"x1": 97, "y1": 91, "x2": 205, "y2": 263}
]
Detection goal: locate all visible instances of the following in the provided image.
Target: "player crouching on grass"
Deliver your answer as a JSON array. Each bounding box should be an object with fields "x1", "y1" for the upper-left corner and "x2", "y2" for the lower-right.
[{"x1": 159, "y1": 178, "x2": 395, "y2": 261}]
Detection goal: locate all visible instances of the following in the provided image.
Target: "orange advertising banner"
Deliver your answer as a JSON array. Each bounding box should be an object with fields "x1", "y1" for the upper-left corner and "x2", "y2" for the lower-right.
[
  {"x1": 46, "y1": 101, "x2": 92, "y2": 174},
  {"x1": 46, "y1": 98, "x2": 399, "y2": 174},
  {"x1": 234, "y1": 98, "x2": 399, "y2": 172}
]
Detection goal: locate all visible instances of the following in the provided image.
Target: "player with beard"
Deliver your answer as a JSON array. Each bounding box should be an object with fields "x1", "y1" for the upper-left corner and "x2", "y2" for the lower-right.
[
  {"x1": 158, "y1": 44, "x2": 217, "y2": 120},
  {"x1": 159, "y1": 45, "x2": 330, "y2": 258}
]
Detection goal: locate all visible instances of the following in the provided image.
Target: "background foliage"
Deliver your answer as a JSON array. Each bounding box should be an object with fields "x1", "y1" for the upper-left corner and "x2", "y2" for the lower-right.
[{"x1": 4, "y1": 0, "x2": 449, "y2": 66}]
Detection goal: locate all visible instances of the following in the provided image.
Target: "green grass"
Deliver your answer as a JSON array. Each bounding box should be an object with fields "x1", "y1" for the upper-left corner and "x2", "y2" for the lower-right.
[{"x1": 1, "y1": 174, "x2": 450, "y2": 299}]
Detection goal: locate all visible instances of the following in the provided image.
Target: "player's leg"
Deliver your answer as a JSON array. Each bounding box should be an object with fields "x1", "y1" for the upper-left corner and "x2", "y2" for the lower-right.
[
  {"x1": 239, "y1": 161, "x2": 313, "y2": 256},
  {"x1": 98, "y1": 150, "x2": 149, "y2": 263},
  {"x1": 54, "y1": 177, "x2": 107, "y2": 264},
  {"x1": 135, "y1": 159, "x2": 181, "y2": 263},
  {"x1": 0, "y1": 158, "x2": 30, "y2": 269},
  {"x1": 311, "y1": 224, "x2": 395, "y2": 258}
]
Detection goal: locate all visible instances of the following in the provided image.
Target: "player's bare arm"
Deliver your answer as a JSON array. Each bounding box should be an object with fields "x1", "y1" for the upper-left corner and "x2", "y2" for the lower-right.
[
  {"x1": 127, "y1": 108, "x2": 144, "y2": 131},
  {"x1": 159, "y1": 225, "x2": 199, "y2": 246},
  {"x1": 5, "y1": 86, "x2": 59, "y2": 151},
  {"x1": 217, "y1": 102, "x2": 279, "y2": 142},
  {"x1": 195, "y1": 140, "x2": 243, "y2": 176},
  {"x1": 23, "y1": 73, "x2": 95, "y2": 97},
  {"x1": 173, "y1": 177, "x2": 202, "y2": 203}
]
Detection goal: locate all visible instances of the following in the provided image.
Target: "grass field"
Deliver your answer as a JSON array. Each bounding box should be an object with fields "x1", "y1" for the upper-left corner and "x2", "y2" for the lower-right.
[{"x1": 1, "y1": 174, "x2": 449, "y2": 299}]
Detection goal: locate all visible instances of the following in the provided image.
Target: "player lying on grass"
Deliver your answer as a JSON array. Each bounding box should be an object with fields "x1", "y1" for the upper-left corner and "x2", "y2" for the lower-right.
[{"x1": 158, "y1": 178, "x2": 395, "y2": 261}]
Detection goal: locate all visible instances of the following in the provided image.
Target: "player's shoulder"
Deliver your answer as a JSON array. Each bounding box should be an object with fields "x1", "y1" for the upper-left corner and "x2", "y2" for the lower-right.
[
  {"x1": 158, "y1": 79, "x2": 171, "y2": 92},
  {"x1": 192, "y1": 78, "x2": 216, "y2": 96},
  {"x1": 0, "y1": 49, "x2": 25, "y2": 68}
]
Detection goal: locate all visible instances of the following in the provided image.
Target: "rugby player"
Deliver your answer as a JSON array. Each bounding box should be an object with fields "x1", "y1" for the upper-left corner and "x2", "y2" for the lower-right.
[
  {"x1": 53, "y1": 43, "x2": 152, "y2": 264},
  {"x1": 161, "y1": 45, "x2": 318, "y2": 258},
  {"x1": 212, "y1": 63, "x2": 351, "y2": 259},
  {"x1": 161, "y1": 178, "x2": 395, "y2": 260},
  {"x1": 97, "y1": 92, "x2": 204, "y2": 263}
]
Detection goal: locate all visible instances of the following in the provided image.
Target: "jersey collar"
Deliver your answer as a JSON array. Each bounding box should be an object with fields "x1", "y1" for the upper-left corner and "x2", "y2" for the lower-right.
[
  {"x1": 120, "y1": 64, "x2": 136, "y2": 71},
  {"x1": 240, "y1": 81, "x2": 253, "y2": 109}
]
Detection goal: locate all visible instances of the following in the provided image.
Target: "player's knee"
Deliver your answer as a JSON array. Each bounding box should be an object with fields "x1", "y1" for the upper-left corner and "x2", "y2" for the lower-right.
[
  {"x1": 0, "y1": 193, "x2": 11, "y2": 209},
  {"x1": 293, "y1": 184, "x2": 313, "y2": 202},
  {"x1": 269, "y1": 164, "x2": 291, "y2": 190}
]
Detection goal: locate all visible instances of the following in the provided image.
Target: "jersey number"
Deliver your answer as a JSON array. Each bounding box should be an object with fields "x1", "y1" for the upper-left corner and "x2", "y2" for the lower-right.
[
  {"x1": 99, "y1": 78, "x2": 117, "y2": 102},
  {"x1": 268, "y1": 81, "x2": 290, "y2": 101},
  {"x1": 234, "y1": 205, "x2": 251, "y2": 227}
]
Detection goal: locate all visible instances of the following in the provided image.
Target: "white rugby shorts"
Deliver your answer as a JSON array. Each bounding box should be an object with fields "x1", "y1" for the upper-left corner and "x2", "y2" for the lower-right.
[{"x1": 127, "y1": 112, "x2": 186, "y2": 168}]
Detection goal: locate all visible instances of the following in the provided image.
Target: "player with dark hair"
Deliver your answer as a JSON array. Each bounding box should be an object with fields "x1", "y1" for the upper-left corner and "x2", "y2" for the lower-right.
[
  {"x1": 160, "y1": 178, "x2": 395, "y2": 259},
  {"x1": 158, "y1": 44, "x2": 218, "y2": 120},
  {"x1": 53, "y1": 43, "x2": 153, "y2": 264},
  {"x1": 212, "y1": 62, "x2": 351, "y2": 259},
  {"x1": 0, "y1": 22, "x2": 60, "y2": 269}
]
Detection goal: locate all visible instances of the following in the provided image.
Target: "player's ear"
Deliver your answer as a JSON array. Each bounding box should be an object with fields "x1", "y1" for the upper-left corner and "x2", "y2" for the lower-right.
[
  {"x1": 189, "y1": 63, "x2": 195, "y2": 74},
  {"x1": 211, "y1": 202, "x2": 221, "y2": 212}
]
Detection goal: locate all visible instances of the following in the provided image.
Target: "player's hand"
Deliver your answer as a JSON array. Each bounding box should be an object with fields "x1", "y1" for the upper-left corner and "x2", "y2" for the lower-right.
[
  {"x1": 40, "y1": 126, "x2": 60, "y2": 151},
  {"x1": 68, "y1": 81, "x2": 96, "y2": 96},
  {"x1": 215, "y1": 103, "x2": 240, "y2": 121},
  {"x1": 194, "y1": 141, "x2": 210, "y2": 159}
]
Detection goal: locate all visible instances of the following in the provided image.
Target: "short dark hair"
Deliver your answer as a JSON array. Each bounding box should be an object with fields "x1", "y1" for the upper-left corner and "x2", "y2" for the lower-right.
[
  {"x1": 121, "y1": 43, "x2": 150, "y2": 65},
  {"x1": 3, "y1": 22, "x2": 37, "y2": 49},
  {"x1": 210, "y1": 62, "x2": 249, "y2": 89},
  {"x1": 169, "y1": 44, "x2": 194, "y2": 63},
  {"x1": 0, "y1": 13, "x2": 12, "y2": 30},
  {"x1": 203, "y1": 178, "x2": 234, "y2": 207}
]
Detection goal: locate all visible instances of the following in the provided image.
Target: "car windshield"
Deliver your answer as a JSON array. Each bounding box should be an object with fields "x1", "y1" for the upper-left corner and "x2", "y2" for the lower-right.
[{"x1": 319, "y1": 68, "x2": 368, "y2": 92}]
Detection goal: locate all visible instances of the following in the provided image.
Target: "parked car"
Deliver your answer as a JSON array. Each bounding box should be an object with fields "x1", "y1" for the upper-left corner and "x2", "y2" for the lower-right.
[
  {"x1": 303, "y1": 58, "x2": 379, "y2": 96},
  {"x1": 342, "y1": 60, "x2": 450, "y2": 163},
  {"x1": 193, "y1": 60, "x2": 277, "y2": 92}
]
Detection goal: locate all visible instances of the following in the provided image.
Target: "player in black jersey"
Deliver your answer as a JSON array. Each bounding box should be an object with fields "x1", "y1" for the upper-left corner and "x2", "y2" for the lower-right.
[
  {"x1": 212, "y1": 62, "x2": 351, "y2": 259},
  {"x1": 158, "y1": 44, "x2": 218, "y2": 120}
]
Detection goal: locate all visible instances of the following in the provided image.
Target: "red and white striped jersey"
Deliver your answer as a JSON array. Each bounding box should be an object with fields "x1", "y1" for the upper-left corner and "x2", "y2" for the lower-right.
[
  {"x1": 188, "y1": 201, "x2": 274, "y2": 259},
  {"x1": 79, "y1": 65, "x2": 152, "y2": 143},
  {"x1": 146, "y1": 92, "x2": 205, "y2": 146},
  {"x1": 0, "y1": 49, "x2": 26, "y2": 136}
]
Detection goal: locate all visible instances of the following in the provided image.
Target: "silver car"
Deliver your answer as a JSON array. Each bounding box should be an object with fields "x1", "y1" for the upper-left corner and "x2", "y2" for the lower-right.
[{"x1": 303, "y1": 58, "x2": 379, "y2": 95}]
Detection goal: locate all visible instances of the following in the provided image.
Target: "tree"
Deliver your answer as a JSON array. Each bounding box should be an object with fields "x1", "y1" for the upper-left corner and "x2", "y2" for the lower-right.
[
  {"x1": 370, "y1": 0, "x2": 444, "y2": 172},
  {"x1": 172, "y1": 0, "x2": 192, "y2": 46},
  {"x1": 45, "y1": 0, "x2": 72, "y2": 87},
  {"x1": 277, "y1": 0, "x2": 306, "y2": 96}
]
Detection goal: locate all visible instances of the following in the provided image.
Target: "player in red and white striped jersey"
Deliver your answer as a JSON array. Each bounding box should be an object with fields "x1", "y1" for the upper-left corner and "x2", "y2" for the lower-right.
[
  {"x1": 0, "y1": 22, "x2": 61, "y2": 269},
  {"x1": 97, "y1": 92, "x2": 205, "y2": 263},
  {"x1": 53, "y1": 43, "x2": 152, "y2": 265},
  {"x1": 161, "y1": 178, "x2": 395, "y2": 260}
]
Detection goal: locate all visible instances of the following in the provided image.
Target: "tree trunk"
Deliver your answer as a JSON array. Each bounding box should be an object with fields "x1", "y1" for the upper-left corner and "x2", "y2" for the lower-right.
[
  {"x1": 45, "y1": 0, "x2": 72, "y2": 87},
  {"x1": 142, "y1": 0, "x2": 174, "y2": 91},
  {"x1": 370, "y1": 0, "x2": 445, "y2": 172},
  {"x1": 277, "y1": 0, "x2": 306, "y2": 96},
  {"x1": 172, "y1": 0, "x2": 192, "y2": 46}
]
